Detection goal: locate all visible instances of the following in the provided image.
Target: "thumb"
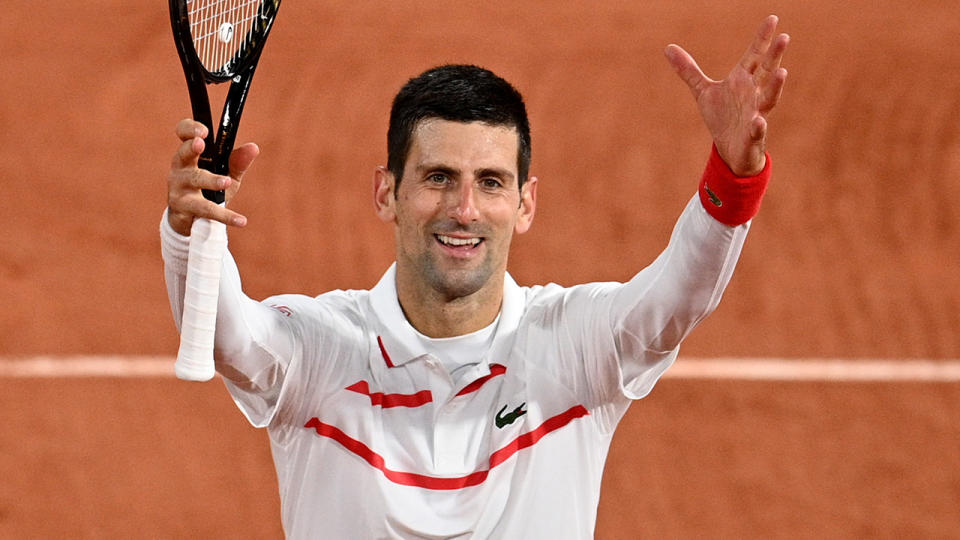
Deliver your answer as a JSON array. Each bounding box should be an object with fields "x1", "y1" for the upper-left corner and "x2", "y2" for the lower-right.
[
  {"x1": 228, "y1": 142, "x2": 261, "y2": 182},
  {"x1": 664, "y1": 44, "x2": 708, "y2": 99}
]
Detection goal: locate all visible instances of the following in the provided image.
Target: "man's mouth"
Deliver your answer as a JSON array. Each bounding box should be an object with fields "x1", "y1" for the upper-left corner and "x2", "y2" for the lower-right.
[{"x1": 436, "y1": 234, "x2": 482, "y2": 248}]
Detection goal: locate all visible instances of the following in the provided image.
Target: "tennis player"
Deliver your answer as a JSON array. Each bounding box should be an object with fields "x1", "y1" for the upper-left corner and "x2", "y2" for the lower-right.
[{"x1": 161, "y1": 15, "x2": 788, "y2": 539}]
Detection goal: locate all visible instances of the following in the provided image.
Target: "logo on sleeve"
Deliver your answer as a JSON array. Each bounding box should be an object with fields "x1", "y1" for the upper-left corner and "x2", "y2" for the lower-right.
[
  {"x1": 270, "y1": 305, "x2": 293, "y2": 317},
  {"x1": 495, "y1": 403, "x2": 527, "y2": 429},
  {"x1": 704, "y1": 183, "x2": 723, "y2": 207}
]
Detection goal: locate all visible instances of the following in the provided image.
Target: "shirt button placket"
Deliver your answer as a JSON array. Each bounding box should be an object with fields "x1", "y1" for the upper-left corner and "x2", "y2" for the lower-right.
[{"x1": 427, "y1": 357, "x2": 457, "y2": 472}]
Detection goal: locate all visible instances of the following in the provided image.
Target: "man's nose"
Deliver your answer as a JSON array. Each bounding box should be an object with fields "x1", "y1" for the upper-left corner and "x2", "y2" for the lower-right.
[{"x1": 448, "y1": 181, "x2": 480, "y2": 224}]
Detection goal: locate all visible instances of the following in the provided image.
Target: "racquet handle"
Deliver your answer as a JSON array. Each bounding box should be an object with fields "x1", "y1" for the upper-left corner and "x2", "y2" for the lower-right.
[{"x1": 175, "y1": 217, "x2": 227, "y2": 381}]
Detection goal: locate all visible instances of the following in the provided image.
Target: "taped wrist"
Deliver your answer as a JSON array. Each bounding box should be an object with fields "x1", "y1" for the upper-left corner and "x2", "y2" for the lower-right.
[{"x1": 698, "y1": 144, "x2": 771, "y2": 226}]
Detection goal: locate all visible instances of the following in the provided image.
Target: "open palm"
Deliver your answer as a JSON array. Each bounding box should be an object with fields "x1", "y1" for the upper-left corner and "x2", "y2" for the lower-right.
[{"x1": 666, "y1": 15, "x2": 789, "y2": 176}]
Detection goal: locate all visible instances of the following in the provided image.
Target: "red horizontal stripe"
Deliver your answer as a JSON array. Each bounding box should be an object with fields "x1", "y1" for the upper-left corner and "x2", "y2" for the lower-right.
[
  {"x1": 455, "y1": 364, "x2": 506, "y2": 397},
  {"x1": 345, "y1": 380, "x2": 433, "y2": 408},
  {"x1": 303, "y1": 404, "x2": 590, "y2": 490}
]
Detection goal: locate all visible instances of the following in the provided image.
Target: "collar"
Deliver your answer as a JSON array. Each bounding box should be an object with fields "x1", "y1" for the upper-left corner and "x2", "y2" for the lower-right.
[{"x1": 368, "y1": 263, "x2": 525, "y2": 368}]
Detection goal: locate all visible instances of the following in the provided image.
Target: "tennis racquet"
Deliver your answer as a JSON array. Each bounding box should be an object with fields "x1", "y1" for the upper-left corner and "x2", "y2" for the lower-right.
[{"x1": 169, "y1": 0, "x2": 282, "y2": 381}]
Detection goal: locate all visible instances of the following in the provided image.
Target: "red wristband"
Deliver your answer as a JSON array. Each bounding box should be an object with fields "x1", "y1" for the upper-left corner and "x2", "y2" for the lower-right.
[{"x1": 698, "y1": 144, "x2": 771, "y2": 226}]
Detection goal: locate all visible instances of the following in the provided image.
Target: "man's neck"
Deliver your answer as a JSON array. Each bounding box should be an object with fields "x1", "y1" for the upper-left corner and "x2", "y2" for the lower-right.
[{"x1": 396, "y1": 280, "x2": 503, "y2": 339}]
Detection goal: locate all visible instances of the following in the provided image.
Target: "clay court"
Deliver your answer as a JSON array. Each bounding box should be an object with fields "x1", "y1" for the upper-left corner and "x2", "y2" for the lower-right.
[{"x1": 1, "y1": 1, "x2": 958, "y2": 538}]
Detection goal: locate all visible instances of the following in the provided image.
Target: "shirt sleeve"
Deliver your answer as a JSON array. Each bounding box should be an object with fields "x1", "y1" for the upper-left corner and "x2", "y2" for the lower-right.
[
  {"x1": 604, "y1": 147, "x2": 769, "y2": 400},
  {"x1": 608, "y1": 194, "x2": 750, "y2": 400},
  {"x1": 555, "y1": 150, "x2": 769, "y2": 417},
  {"x1": 160, "y1": 211, "x2": 296, "y2": 427}
]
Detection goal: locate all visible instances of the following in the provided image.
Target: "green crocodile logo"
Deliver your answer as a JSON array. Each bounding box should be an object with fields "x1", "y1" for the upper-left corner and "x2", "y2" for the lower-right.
[
  {"x1": 704, "y1": 183, "x2": 723, "y2": 207},
  {"x1": 495, "y1": 403, "x2": 527, "y2": 429}
]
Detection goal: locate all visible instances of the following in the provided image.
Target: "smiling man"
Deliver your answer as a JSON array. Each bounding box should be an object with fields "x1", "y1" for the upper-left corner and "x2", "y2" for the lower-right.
[
  {"x1": 377, "y1": 116, "x2": 537, "y2": 338},
  {"x1": 161, "y1": 16, "x2": 788, "y2": 540}
]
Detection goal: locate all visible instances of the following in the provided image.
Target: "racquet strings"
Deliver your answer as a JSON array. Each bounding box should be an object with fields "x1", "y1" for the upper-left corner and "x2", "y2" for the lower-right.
[{"x1": 187, "y1": 0, "x2": 266, "y2": 76}]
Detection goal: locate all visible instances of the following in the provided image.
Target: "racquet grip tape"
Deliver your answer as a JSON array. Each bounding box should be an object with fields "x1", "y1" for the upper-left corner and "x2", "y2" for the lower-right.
[
  {"x1": 698, "y1": 144, "x2": 771, "y2": 227},
  {"x1": 175, "y1": 217, "x2": 227, "y2": 381}
]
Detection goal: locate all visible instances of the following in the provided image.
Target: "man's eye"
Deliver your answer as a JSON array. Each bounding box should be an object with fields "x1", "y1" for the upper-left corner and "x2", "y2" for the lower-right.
[
  {"x1": 482, "y1": 178, "x2": 502, "y2": 189},
  {"x1": 429, "y1": 174, "x2": 448, "y2": 184}
]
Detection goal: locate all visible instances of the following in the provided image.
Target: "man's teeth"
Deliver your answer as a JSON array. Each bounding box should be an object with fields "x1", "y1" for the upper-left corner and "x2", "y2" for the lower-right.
[{"x1": 438, "y1": 235, "x2": 480, "y2": 247}]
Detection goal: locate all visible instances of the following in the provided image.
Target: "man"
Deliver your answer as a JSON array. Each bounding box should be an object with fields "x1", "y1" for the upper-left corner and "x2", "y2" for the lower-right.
[{"x1": 162, "y1": 15, "x2": 789, "y2": 539}]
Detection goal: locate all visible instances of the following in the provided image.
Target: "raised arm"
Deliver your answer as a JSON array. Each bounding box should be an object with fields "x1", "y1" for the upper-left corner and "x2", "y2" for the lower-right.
[
  {"x1": 161, "y1": 120, "x2": 293, "y2": 399},
  {"x1": 601, "y1": 17, "x2": 791, "y2": 400}
]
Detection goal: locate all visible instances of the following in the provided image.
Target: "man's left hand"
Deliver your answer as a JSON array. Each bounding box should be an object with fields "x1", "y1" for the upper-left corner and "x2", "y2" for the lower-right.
[{"x1": 665, "y1": 15, "x2": 790, "y2": 176}]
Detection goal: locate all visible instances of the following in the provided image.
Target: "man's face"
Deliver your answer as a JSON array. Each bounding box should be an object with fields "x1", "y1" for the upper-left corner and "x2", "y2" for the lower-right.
[{"x1": 375, "y1": 118, "x2": 537, "y2": 304}]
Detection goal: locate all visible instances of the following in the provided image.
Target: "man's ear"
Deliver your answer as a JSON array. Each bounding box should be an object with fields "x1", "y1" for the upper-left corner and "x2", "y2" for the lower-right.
[
  {"x1": 514, "y1": 175, "x2": 538, "y2": 234},
  {"x1": 373, "y1": 166, "x2": 396, "y2": 223}
]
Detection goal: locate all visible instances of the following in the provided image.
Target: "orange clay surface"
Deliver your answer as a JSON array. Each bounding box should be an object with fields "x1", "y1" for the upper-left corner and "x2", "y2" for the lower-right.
[{"x1": 1, "y1": 2, "x2": 958, "y2": 538}]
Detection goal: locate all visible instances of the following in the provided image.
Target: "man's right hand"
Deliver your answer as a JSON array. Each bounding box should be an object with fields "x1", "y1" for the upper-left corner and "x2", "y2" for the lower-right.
[{"x1": 167, "y1": 118, "x2": 260, "y2": 236}]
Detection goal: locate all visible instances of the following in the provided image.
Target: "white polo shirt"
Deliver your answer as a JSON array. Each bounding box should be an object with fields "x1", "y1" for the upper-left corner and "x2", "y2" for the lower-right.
[{"x1": 162, "y1": 196, "x2": 750, "y2": 539}]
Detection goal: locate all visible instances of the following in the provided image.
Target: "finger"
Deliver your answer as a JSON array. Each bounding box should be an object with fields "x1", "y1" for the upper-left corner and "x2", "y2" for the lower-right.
[
  {"x1": 738, "y1": 15, "x2": 779, "y2": 74},
  {"x1": 170, "y1": 166, "x2": 232, "y2": 193},
  {"x1": 749, "y1": 115, "x2": 767, "y2": 142},
  {"x1": 172, "y1": 135, "x2": 206, "y2": 169},
  {"x1": 758, "y1": 33, "x2": 790, "y2": 80},
  {"x1": 759, "y1": 67, "x2": 788, "y2": 114},
  {"x1": 183, "y1": 197, "x2": 248, "y2": 227},
  {"x1": 190, "y1": 170, "x2": 232, "y2": 192},
  {"x1": 175, "y1": 118, "x2": 208, "y2": 141},
  {"x1": 228, "y1": 142, "x2": 261, "y2": 182},
  {"x1": 664, "y1": 44, "x2": 710, "y2": 98},
  {"x1": 722, "y1": 116, "x2": 767, "y2": 176}
]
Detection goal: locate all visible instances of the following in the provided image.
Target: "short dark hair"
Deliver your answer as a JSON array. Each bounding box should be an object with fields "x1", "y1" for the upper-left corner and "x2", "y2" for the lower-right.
[{"x1": 387, "y1": 64, "x2": 531, "y2": 191}]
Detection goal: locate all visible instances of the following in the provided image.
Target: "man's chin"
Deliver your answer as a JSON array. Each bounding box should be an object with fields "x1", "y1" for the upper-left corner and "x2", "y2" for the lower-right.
[{"x1": 428, "y1": 267, "x2": 492, "y2": 301}]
